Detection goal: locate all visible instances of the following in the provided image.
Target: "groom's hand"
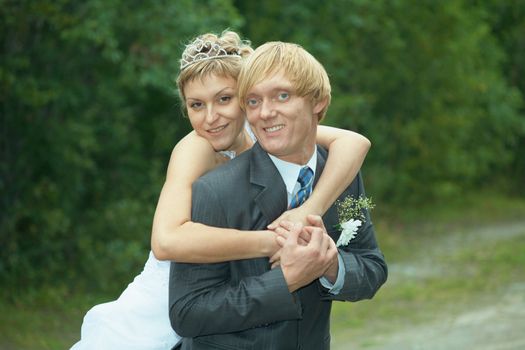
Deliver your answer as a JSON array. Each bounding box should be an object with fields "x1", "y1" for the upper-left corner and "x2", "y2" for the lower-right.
[
  {"x1": 306, "y1": 215, "x2": 339, "y2": 284},
  {"x1": 269, "y1": 220, "x2": 311, "y2": 269},
  {"x1": 280, "y1": 222, "x2": 338, "y2": 292}
]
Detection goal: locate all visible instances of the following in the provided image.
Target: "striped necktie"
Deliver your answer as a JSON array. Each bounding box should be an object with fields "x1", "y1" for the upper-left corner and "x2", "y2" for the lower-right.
[{"x1": 289, "y1": 166, "x2": 314, "y2": 209}]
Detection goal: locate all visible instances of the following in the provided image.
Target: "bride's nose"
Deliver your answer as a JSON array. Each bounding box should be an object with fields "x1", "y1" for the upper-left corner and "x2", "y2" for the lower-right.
[{"x1": 205, "y1": 105, "x2": 219, "y2": 124}]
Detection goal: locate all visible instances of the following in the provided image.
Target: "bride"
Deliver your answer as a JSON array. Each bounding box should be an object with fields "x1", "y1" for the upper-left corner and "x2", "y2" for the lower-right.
[{"x1": 71, "y1": 30, "x2": 370, "y2": 349}]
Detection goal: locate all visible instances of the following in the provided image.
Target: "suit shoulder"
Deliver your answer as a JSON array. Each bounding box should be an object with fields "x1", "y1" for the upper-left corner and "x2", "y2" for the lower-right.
[{"x1": 194, "y1": 148, "x2": 252, "y2": 189}]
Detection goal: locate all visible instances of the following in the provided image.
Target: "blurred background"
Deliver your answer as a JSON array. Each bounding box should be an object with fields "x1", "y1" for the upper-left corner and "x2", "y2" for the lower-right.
[{"x1": 1, "y1": 0, "x2": 524, "y2": 349}]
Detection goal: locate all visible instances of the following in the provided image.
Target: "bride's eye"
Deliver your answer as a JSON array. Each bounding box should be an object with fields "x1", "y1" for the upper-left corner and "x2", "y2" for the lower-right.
[
  {"x1": 189, "y1": 101, "x2": 203, "y2": 110},
  {"x1": 218, "y1": 95, "x2": 232, "y2": 104}
]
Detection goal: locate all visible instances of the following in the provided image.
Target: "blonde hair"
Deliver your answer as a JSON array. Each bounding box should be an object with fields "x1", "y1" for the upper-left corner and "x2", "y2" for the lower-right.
[
  {"x1": 176, "y1": 31, "x2": 253, "y2": 107},
  {"x1": 237, "y1": 41, "x2": 331, "y2": 122}
]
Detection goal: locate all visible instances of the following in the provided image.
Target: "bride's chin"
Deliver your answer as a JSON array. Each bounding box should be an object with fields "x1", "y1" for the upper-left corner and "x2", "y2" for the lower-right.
[{"x1": 211, "y1": 140, "x2": 233, "y2": 153}]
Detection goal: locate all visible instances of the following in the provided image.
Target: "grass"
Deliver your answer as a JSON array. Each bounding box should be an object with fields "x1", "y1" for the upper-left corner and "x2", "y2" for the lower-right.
[
  {"x1": 330, "y1": 192, "x2": 525, "y2": 348},
  {"x1": 2, "y1": 191, "x2": 525, "y2": 349},
  {"x1": 0, "y1": 289, "x2": 105, "y2": 349}
]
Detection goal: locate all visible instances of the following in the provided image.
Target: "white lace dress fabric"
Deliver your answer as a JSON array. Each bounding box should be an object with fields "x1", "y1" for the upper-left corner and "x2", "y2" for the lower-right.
[{"x1": 70, "y1": 251, "x2": 180, "y2": 349}]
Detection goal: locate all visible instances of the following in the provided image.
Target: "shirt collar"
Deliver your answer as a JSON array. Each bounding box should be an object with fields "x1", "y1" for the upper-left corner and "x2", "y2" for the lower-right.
[{"x1": 268, "y1": 146, "x2": 317, "y2": 196}]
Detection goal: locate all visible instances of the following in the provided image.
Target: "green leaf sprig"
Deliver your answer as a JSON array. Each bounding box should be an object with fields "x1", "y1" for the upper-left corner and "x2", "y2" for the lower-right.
[{"x1": 336, "y1": 195, "x2": 375, "y2": 224}]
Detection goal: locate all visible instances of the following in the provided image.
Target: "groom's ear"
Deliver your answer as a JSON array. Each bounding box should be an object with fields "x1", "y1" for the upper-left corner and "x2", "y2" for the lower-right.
[{"x1": 313, "y1": 97, "x2": 328, "y2": 121}]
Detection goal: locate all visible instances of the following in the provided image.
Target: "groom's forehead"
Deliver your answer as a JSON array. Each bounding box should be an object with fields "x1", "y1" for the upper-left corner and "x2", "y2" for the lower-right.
[{"x1": 248, "y1": 71, "x2": 294, "y2": 94}]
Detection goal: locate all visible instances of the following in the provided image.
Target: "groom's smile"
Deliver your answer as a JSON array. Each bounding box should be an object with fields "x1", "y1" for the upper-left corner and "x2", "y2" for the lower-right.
[{"x1": 263, "y1": 124, "x2": 285, "y2": 133}]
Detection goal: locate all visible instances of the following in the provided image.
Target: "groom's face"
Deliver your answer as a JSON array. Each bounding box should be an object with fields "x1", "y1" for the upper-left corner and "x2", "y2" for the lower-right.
[
  {"x1": 245, "y1": 70, "x2": 323, "y2": 165},
  {"x1": 184, "y1": 74, "x2": 246, "y2": 153}
]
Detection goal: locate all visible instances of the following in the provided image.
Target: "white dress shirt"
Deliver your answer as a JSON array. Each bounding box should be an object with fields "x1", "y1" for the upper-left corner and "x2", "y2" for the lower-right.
[{"x1": 268, "y1": 147, "x2": 345, "y2": 295}]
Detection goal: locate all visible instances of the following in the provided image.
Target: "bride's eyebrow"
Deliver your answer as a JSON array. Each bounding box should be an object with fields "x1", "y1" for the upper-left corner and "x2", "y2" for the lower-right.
[
  {"x1": 215, "y1": 86, "x2": 236, "y2": 96},
  {"x1": 217, "y1": 86, "x2": 235, "y2": 94}
]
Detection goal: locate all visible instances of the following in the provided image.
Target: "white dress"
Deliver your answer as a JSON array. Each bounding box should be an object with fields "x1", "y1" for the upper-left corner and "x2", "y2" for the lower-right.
[
  {"x1": 71, "y1": 125, "x2": 255, "y2": 349},
  {"x1": 71, "y1": 251, "x2": 181, "y2": 349}
]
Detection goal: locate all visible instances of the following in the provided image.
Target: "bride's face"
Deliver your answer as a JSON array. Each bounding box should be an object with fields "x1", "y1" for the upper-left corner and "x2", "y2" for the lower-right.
[{"x1": 184, "y1": 74, "x2": 245, "y2": 152}]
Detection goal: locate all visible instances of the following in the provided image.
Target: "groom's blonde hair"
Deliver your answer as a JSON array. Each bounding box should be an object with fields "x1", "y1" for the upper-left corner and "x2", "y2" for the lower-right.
[{"x1": 237, "y1": 41, "x2": 331, "y2": 122}]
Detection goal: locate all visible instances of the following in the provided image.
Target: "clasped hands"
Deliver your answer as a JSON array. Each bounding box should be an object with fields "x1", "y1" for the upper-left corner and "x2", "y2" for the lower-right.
[{"x1": 268, "y1": 213, "x2": 339, "y2": 293}]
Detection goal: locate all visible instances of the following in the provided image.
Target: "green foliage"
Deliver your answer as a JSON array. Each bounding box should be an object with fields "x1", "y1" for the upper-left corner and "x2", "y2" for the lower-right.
[
  {"x1": 237, "y1": 0, "x2": 525, "y2": 202},
  {"x1": 472, "y1": 0, "x2": 525, "y2": 191},
  {"x1": 1, "y1": 0, "x2": 524, "y2": 298},
  {"x1": 0, "y1": 0, "x2": 242, "y2": 293}
]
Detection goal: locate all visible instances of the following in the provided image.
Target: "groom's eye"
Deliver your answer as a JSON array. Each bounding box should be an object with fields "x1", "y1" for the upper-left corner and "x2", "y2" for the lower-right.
[
  {"x1": 277, "y1": 92, "x2": 289, "y2": 101},
  {"x1": 246, "y1": 98, "x2": 259, "y2": 107}
]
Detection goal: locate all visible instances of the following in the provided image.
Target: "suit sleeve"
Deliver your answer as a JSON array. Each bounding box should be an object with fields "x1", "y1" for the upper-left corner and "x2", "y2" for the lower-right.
[
  {"x1": 168, "y1": 179, "x2": 302, "y2": 337},
  {"x1": 318, "y1": 173, "x2": 388, "y2": 301}
]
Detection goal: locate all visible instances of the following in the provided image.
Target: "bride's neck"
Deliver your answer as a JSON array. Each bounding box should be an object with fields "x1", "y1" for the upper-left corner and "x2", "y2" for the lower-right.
[{"x1": 229, "y1": 129, "x2": 253, "y2": 156}]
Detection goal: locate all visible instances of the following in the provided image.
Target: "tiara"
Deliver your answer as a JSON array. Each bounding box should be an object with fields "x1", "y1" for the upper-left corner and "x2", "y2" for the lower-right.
[{"x1": 180, "y1": 38, "x2": 242, "y2": 71}]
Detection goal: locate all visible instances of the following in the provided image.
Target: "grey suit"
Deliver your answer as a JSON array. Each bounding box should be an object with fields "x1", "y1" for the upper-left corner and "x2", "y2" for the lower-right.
[{"x1": 169, "y1": 142, "x2": 387, "y2": 350}]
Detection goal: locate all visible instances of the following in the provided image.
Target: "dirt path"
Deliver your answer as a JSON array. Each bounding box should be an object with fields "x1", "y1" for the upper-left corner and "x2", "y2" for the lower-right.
[
  {"x1": 333, "y1": 220, "x2": 525, "y2": 350},
  {"x1": 359, "y1": 282, "x2": 525, "y2": 350}
]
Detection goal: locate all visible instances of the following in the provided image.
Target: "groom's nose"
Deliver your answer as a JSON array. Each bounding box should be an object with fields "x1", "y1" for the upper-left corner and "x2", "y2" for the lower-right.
[{"x1": 259, "y1": 100, "x2": 274, "y2": 120}]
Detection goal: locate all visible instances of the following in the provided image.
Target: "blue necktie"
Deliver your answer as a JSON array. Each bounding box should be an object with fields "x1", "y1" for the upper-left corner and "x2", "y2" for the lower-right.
[{"x1": 289, "y1": 166, "x2": 314, "y2": 209}]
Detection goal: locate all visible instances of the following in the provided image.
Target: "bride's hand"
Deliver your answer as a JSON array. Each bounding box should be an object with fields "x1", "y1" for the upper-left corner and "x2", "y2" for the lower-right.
[
  {"x1": 268, "y1": 221, "x2": 311, "y2": 269},
  {"x1": 267, "y1": 202, "x2": 320, "y2": 230}
]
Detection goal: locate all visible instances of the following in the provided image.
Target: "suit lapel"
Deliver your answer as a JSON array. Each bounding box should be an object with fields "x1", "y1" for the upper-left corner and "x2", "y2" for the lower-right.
[
  {"x1": 249, "y1": 144, "x2": 329, "y2": 224},
  {"x1": 316, "y1": 146, "x2": 340, "y2": 237},
  {"x1": 314, "y1": 146, "x2": 327, "y2": 188},
  {"x1": 250, "y1": 143, "x2": 288, "y2": 223}
]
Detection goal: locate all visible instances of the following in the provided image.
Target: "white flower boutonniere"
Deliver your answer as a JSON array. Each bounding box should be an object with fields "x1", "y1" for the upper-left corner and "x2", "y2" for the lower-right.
[{"x1": 336, "y1": 195, "x2": 375, "y2": 247}]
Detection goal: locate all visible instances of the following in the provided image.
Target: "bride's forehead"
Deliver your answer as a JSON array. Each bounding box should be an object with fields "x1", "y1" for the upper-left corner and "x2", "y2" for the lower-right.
[{"x1": 185, "y1": 75, "x2": 237, "y2": 98}]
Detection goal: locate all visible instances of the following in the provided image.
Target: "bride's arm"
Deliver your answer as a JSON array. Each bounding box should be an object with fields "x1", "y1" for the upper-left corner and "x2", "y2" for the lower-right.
[
  {"x1": 269, "y1": 125, "x2": 370, "y2": 227},
  {"x1": 151, "y1": 131, "x2": 277, "y2": 263}
]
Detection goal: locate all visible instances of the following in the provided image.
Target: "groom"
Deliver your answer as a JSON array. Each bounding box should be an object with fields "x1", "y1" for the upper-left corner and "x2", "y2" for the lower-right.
[{"x1": 169, "y1": 42, "x2": 387, "y2": 350}]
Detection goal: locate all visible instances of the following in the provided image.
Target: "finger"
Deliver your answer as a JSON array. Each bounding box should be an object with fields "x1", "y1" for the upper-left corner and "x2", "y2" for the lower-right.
[
  {"x1": 327, "y1": 238, "x2": 338, "y2": 261},
  {"x1": 305, "y1": 226, "x2": 323, "y2": 248},
  {"x1": 319, "y1": 232, "x2": 330, "y2": 255},
  {"x1": 271, "y1": 260, "x2": 281, "y2": 269},
  {"x1": 306, "y1": 214, "x2": 327, "y2": 231},
  {"x1": 267, "y1": 213, "x2": 286, "y2": 229},
  {"x1": 298, "y1": 229, "x2": 311, "y2": 244},
  {"x1": 276, "y1": 235, "x2": 286, "y2": 247},
  {"x1": 284, "y1": 223, "x2": 302, "y2": 246},
  {"x1": 279, "y1": 220, "x2": 295, "y2": 231},
  {"x1": 328, "y1": 236, "x2": 337, "y2": 251},
  {"x1": 275, "y1": 226, "x2": 290, "y2": 239},
  {"x1": 269, "y1": 249, "x2": 281, "y2": 264},
  {"x1": 297, "y1": 236, "x2": 308, "y2": 246},
  {"x1": 297, "y1": 228, "x2": 310, "y2": 246}
]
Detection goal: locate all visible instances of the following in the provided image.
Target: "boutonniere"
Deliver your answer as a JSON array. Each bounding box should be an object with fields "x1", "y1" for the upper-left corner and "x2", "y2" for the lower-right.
[{"x1": 335, "y1": 195, "x2": 375, "y2": 247}]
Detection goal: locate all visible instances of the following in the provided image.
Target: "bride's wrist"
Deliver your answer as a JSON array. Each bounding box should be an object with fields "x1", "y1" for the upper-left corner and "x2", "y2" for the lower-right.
[
  {"x1": 256, "y1": 230, "x2": 277, "y2": 257},
  {"x1": 301, "y1": 195, "x2": 324, "y2": 216}
]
